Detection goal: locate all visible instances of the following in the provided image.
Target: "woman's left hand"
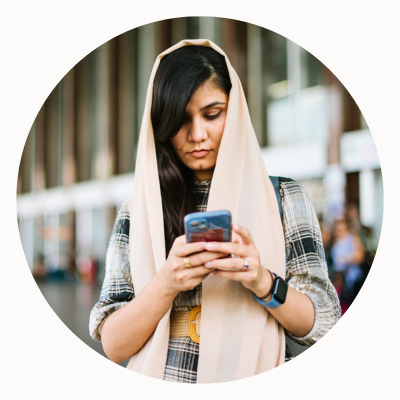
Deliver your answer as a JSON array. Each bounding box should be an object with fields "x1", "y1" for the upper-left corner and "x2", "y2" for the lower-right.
[{"x1": 204, "y1": 224, "x2": 273, "y2": 298}]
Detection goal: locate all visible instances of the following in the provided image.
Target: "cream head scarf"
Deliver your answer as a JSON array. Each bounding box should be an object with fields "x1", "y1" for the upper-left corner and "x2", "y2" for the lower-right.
[{"x1": 126, "y1": 39, "x2": 286, "y2": 383}]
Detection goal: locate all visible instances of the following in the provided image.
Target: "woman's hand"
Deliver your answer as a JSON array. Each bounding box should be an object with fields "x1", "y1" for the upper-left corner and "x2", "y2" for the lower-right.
[
  {"x1": 203, "y1": 224, "x2": 273, "y2": 299},
  {"x1": 204, "y1": 224, "x2": 316, "y2": 337},
  {"x1": 160, "y1": 234, "x2": 228, "y2": 296}
]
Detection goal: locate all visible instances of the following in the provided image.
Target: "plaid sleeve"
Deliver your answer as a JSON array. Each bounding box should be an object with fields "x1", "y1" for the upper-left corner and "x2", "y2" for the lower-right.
[
  {"x1": 89, "y1": 199, "x2": 134, "y2": 342},
  {"x1": 280, "y1": 178, "x2": 341, "y2": 346}
]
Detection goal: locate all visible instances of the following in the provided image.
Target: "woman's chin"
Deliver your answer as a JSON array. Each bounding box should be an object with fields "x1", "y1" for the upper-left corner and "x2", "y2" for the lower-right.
[
  {"x1": 191, "y1": 166, "x2": 215, "y2": 180},
  {"x1": 185, "y1": 160, "x2": 211, "y2": 171}
]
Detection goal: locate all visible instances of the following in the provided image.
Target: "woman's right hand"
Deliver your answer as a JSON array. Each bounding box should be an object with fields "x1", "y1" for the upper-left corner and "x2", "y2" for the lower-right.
[{"x1": 160, "y1": 234, "x2": 228, "y2": 295}]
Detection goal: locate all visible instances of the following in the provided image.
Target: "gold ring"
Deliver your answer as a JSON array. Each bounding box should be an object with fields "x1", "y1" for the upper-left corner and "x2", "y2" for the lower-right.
[{"x1": 184, "y1": 257, "x2": 192, "y2": 268}]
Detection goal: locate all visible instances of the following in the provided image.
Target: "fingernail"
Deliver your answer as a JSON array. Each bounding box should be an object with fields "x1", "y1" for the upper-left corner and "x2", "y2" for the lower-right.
[
  {"x1": 205, "y1": 243, "x2": 214, "y2": 250},
  {"x1": 233, "y1": 224, "x2": 239, "y2": 230},
  {"x1": 205, "y1": 262, "x2": 212, "y2": 268}
]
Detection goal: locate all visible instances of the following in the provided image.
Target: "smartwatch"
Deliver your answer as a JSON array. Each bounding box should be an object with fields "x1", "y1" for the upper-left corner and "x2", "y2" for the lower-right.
[{"x1": 253, "y1": 273, "x2": 288, "y2": 309}]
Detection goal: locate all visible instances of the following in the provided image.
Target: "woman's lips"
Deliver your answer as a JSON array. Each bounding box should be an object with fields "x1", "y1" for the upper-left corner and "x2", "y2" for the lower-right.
[{"x1": 189, "y1": 150, "x2": 210, "y2": 158}]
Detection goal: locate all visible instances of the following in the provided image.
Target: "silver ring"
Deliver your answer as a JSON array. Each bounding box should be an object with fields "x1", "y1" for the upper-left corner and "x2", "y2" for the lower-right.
[{"x1": 241, "y1": 259, "x2": 249, "y2": 271}]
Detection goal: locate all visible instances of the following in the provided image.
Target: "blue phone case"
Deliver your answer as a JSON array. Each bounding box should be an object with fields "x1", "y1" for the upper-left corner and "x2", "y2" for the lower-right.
[{"x1": 184, "y1": 210, "x2": 232, "y2": 243}]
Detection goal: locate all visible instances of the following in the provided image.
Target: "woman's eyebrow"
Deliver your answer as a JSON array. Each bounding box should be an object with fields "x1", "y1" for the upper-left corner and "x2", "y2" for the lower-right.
[{"x1": 200, "y1": 101, "x2": 225, "y2": 111}]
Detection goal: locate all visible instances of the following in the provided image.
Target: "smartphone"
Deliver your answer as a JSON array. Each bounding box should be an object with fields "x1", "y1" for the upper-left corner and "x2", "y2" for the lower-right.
[{"x1": 184, "y1": 210, "x2": 232, "y2": 244}]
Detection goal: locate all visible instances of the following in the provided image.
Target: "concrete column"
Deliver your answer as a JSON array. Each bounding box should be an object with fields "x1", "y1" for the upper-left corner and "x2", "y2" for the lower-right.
[
  {"x1": 93, "y1": 42, "x2": 112, "y2": 181},
  {"x1": 21, "y1": 217, "x2": 35, "y2": 270},
  {"x1": 108, "y1": 38, "x2": 118, "y2": 177},
  {"x1": 19, "y1": 124, "x2": 34, "y2": 194},
  {"x1": 374, "y1": 169, "x2": 383, "y2": 239},
  {"x1": 76, "y1": 55, "x2": 91, "y2": 182},
  {"x1": 62, "y1": 68, "x2": 77, "y2": 186},
  {"x1": 155, "y1": 19, "x2": 172, "y2": 55},
  {"x1": 324, "y1": 163, "x2": 346, "y2": 221},
  {"x1": 34, "y1": 104, "x2": 46, "y2": 191},
  {"x1": 137, "y1": 23, "x2": 155, "y2": 135},
  {"x1": 45, "y1": 88, "x2": 59, "y2": 188},
  {"x1": 325, "y1": 68, "x2": 345, "y2": 221},
  {"x1": 75, "y1": 209, "x2": 93, "y2": 259},
  {"x1": 57, "y1": 82, "x2": 64, "y2": 186},
  {"x1": 212, "y1": 17, "x2": 223, "y2": 47},
  {"x1": 359, "y1": 169, "x2": 375, "y2": 227},
  {"x1": 247, "y1": 23, "x2": 264, "y2": 146},
  {"x1": 199, "y1": 17, "x2": 215, "y2": 41},
  {"x1": 223, "y1": 19, "x2": 247, "y2": 95},
  {"x1": 117, "y1": 30, "x2": 137, "y2": 174},
  {"x1": 171, "y1": 18, "x2": 187, "y2": 46},
  {"x1": 286, "y1": 40, "x2": 302, "y2": 142},
  {"x1": 29, "y1": 124, "x2": 36, "y2": 193}
]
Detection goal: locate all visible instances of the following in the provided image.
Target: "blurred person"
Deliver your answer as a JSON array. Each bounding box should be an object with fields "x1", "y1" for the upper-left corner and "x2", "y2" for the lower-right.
[
  {"x1": 78, "y1": 254, "x2": 98, "y2": 285},
  {"x1": 346, "y1": 202, "x2": 378, "y2": 276},
  {"x1": 331, "y1": 217, "x2": 365, "y2": 312},
  {"x1": 89, "y1": 40, "x2": 341, "y2": 383},
  {"x1": 64, "y1": 254, "x2": 78, "y2": 283},
  {"x1": 32, "y1": 253, "x2": 46, "y2": 281},
  {"x1": 318, "y1": 216, "x2": 331, "y2": 247}
]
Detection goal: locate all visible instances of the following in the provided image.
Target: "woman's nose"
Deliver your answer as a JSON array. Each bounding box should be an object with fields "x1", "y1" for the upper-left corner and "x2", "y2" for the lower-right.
[{"x1": 188, "y1": 119, "x2": 208, "y2": 142}]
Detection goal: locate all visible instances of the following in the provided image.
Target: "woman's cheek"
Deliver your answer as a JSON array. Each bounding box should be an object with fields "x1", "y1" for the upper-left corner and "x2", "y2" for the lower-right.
[{"x1": 215, "y1": 120, "x2": 226, "y2": 136}]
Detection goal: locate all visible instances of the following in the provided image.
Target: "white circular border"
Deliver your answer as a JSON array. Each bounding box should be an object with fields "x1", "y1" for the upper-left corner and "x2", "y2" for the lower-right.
[{"x1": 2, "y1": 1, "x2": 399, "y2": 398}]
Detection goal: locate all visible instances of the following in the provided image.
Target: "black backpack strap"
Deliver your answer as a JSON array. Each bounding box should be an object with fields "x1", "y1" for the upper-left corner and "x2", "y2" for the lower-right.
[{"x1": 269, "y1": 175, "x2": 283, "y2": 223}]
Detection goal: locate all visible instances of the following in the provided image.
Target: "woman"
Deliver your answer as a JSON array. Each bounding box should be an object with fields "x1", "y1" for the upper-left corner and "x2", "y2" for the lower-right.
[
  {"x1": 89, "y1": 39, "x2": 341, "y2": 383},
  {"x1": 331, "y1": 217, "x2": 365, "y2": 311}
]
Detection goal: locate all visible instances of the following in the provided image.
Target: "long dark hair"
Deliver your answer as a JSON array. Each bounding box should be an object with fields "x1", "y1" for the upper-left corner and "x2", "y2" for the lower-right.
[{"x1": 151, "y1": 45, "x2": 232, "y2": 255}]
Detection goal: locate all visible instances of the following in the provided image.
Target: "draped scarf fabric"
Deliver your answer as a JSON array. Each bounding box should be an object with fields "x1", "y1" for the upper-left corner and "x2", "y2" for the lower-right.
[{"x1": 126, "y1": 39, "x2": 286, "y2": 383}]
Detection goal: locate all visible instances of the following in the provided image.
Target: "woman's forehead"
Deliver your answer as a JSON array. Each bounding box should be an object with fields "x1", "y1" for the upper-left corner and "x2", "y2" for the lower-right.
[{"x1": 185, "y1": 85, "x2": 229, "y2": 111}]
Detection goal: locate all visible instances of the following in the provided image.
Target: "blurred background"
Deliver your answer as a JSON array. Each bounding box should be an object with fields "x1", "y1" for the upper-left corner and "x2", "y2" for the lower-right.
[{"x1": 17, "y1": 17, "x2": 382, "y2": 366}]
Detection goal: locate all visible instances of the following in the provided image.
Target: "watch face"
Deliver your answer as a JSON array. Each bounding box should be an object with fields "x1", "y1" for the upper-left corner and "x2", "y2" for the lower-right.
[{"x1": 274, "y1": 277, "x2": 288, "y2": 304}]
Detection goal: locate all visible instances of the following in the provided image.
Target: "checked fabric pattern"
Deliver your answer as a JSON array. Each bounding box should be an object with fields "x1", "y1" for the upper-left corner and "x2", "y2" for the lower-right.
[{"x1": 89, "y1": 178, "x2": 341, "y2": 383}]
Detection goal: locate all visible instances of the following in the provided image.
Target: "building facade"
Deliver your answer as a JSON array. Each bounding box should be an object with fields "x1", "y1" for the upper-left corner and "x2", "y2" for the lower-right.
[{"x1": 17, "y1": 17, "x2": 382, "y2": 280}]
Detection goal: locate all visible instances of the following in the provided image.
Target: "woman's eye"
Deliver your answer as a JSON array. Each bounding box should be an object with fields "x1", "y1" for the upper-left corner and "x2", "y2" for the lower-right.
[{"x1": 205, "y1": 110, "x2": 222, "y2": 120}]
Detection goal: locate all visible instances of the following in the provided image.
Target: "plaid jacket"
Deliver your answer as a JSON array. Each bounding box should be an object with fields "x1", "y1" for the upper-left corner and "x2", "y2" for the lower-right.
[{"x1": 89, "y1": 178, "x2": 341, "y2": 383}]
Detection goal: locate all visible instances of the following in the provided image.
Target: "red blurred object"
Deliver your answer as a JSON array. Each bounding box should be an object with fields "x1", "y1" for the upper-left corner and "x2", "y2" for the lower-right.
[{"x1": 78, "y1": 256, "x2": 98, "y2": 284}]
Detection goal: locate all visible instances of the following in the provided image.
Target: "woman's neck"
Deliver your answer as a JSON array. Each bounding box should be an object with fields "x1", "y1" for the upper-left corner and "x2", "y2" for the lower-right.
[{"x1": 194, "y1": 169, "x2": 214, "y2": 181}]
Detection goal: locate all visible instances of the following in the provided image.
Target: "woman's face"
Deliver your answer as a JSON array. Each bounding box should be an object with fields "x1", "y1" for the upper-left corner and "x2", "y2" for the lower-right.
[
  {"x1": 169, "y1": 82, "x2": 229, "y2": 181},
  {"x1": 333, "y1": 220, "x2": 348, "y2": 240}
]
